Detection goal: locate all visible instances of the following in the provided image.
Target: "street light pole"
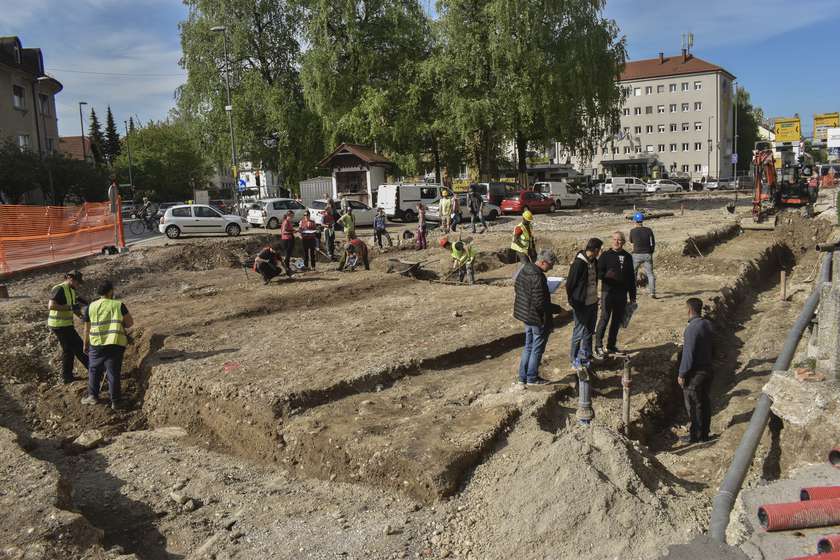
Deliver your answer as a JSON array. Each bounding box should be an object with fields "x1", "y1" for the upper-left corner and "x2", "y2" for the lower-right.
[
  {"x1": 211, "y1": 25, "x2": 239, "y2": 212},
  {"x1": 707, "y1": 115, "x2": 715, "y2": 179},
  {"x1": 78, "y1": 101, "x2": 88, "y2": 162},
  {"x1": 124, "y1": 120, "x2": 135, "y2": 195},
  {"x1": 733, "y1": 81, "x2": 738, "y2": 181}
]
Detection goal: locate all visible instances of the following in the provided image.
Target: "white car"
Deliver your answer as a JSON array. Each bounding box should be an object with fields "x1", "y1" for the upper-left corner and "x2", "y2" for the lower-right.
[
  {"x1": 533, "y1": 181, "x2": 583, "y2": 209},
  {"x1": 645, "y1": 179, "x2": 683, "y2": 193},
  {"x1": 159, "y1": 204, "x2": 249, "y2": 239},
  {"x1": 426, "y1": 192, "x2": 500, "y2": 222},
  {"x1": 598, "y1": 177, "x2": 647, "y2": 195},
  {"x1": 248, "y1": 198, "x2": 307, "y2": 229},
  {"x1": 307, "y1": 199, "x2": 376, "y2": 227}
]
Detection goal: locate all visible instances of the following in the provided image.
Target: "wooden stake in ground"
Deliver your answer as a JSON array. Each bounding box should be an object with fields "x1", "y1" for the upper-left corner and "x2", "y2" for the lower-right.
[
  {"x1": 780, "y1": 270, "x2": 787, "y2": 301},
  {"x1": 621, "y1": 358, "x2": 632, "y2": 434}
]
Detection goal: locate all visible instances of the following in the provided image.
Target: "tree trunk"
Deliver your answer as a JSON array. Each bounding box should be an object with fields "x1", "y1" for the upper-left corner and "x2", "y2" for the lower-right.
[
  {"x1": 431, "y1": 135, "x2": 441, "y2": 184},
  {"x1": 516, "y1": 131, "x2": 528, "y2": 189}
]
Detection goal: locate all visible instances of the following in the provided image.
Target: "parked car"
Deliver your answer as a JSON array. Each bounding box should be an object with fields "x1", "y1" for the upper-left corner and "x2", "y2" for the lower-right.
[
  {"x1": 248, "y1": 198, "x2": 307, "y2": 229},
  {"x1": 645, "y1": 179, "x2": 683, "y2": 193},
  {"x1": 155, "y1": 202, "x2": 186, "y2": 218},
  {"x1": 426, "y1": 192, "x2": 500, "y2": 222},
  {"x1": 308, "y1": 199, "x2": 376, "y2": 227},
  {"x1": 532, "y1": 181, "x2": 582, "y2": 209},
  {"x1": 699, "y1": 177, "x2": 721, "y2": 190},
  {"x1": 671, "y1": 177, "x2": 702, "y2": 192},
  {"x1": 500, "y1": 190, "x2": 555, "y2": 215},
  {"x1": 377, "y1": 183, "x2": 442, "y2": 222},
  {"x1": 470, "y1": 182, "x2": 518, "y2": 206},
  {"x1": 158, "y1": 204, "x2": 249, "y2": 239},
  {"x1": 598, "y1": 177, "x2": 647, "y2": 195}
]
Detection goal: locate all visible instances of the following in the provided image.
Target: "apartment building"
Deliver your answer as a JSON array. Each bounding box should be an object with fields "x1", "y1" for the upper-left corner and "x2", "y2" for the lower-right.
[
  {"x1": 0, "y1": 36, "x2": 62, "y2": 155},
  {"x1": 576, "y1": 50, "x2": 735, "y2": 181}
]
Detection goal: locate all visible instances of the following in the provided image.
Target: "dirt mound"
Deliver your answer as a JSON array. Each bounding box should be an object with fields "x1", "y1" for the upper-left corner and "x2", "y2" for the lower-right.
[{"x1": 438, "y1": 426, "x2": 706, "y2": 560}]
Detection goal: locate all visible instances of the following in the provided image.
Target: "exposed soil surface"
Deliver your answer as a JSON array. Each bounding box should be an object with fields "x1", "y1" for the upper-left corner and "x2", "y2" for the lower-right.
[{"x1": 0, "y1": 193, "x2": 835, "y2": 559}]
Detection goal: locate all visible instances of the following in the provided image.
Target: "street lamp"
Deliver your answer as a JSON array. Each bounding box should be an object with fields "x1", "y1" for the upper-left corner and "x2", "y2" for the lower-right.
[
  {"x1": 211, "y1": 25, "x2": 239, "y2": 211},
  {"x1": 124, "y1": 120, "x2": 135, "y2": 195},
  {"x1": 78, "y1": 101, "x2": 88, "y2": 162},
  {"x1": 732, "y1": 81, "x2": 738, "y2": 181}
]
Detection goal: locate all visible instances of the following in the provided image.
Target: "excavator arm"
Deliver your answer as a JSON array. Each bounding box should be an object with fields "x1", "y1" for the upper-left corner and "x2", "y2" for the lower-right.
[{"x1": 752, "y1": 149, "x2": 777, "y2": 222}]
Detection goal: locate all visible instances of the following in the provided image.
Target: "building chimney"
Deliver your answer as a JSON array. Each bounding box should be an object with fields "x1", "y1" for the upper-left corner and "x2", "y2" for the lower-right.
[
  {"x1": 658, "y1": 52, "x2": 664, "y2": 63},
  {"x1": 682, "y1": 48, "x2": 687, "y2": 62}
]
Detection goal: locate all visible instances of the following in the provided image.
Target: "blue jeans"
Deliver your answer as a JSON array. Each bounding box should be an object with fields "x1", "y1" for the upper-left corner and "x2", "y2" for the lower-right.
[
  {"x1": 88, "y1": 345, "x2": 125, "y2": 402},
  {"x1": 519, "y1": 324, "x2": 549, "y2": 382},
  {"x1": 570, "y1": 303, "x2": 597, "y2": 365}
]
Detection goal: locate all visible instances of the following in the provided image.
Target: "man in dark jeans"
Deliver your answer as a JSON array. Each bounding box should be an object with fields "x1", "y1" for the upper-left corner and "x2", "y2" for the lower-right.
[
  {"x1": 469, "y1": 190, "x2": 487, "y2": 234},
  {"x1": 594, "y1": 231, "x2": 636, "y2": 357},
  {"x1": 513, "y1": 249, "x2": 561, "y2": 386},
  {"x1": 47, "y1": 270, "x2": 89, "y2": 384},
  {"x1": 678, "y1": 297, "x2": 714, "y2": 443}
]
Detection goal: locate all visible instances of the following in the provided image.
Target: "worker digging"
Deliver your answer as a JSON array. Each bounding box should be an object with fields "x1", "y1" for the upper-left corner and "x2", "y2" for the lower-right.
[{"x1": 439, "y1": 237, "x2": 477, "y2": 284}]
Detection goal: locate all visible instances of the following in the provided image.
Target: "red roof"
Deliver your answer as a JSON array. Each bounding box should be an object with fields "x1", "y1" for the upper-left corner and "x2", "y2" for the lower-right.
[
  {"x1": 58, "y1": 136, "x2": 92, "y2": 161},
  {"x1": 620, "y1": 53, "x2": 734, "y2": 82},
  {"x1": 318, "y1": 143, "x2": 392, "y2": 168}
]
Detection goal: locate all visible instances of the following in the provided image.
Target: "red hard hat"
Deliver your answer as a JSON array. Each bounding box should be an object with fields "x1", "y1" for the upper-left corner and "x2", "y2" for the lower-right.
[{"x1": 439, "y1": 237, "x2": 448, "y2": 248}]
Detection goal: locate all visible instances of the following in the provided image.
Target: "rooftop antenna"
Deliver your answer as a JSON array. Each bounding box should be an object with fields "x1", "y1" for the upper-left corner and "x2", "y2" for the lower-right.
[{"x1": 681, "y1": 32, "x2": 694, "y2": 53}]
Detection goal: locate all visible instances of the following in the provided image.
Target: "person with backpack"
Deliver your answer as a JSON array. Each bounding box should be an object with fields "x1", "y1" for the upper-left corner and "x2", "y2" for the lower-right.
[{"x1": 629, "y1": 212, "x2": 657, "y2": 299}]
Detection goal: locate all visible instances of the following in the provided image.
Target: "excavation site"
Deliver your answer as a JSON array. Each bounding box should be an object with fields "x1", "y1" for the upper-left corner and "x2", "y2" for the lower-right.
[{"x1": 2, "y1": 190, "x2": 840, "y2": 560}]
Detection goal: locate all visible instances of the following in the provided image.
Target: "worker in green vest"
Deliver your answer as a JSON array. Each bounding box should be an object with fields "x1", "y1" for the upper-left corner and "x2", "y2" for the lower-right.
[
  {"x1": 81, "y1": 280, "x2": 133, "y2": 410},
  {"x1": 439, "y1": 238, "x2": 477, "y2": 284},
  {"x1": 47, "y1": 270, "x2": 89, "y2": 384},
  {"x1": 511, "y1": 209, "x2": 536, "y2": 264}
]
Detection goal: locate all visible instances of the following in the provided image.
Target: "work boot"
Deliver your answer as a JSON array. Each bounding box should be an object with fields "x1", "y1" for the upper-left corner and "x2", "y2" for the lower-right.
[
  {"x1": 111, "y1": 400, "x2": 129, "y2": 411},
  {"x1": 81, "y1": 395, "x2": 99, "y2": 405},
  {"x1": 526, "y1": 377, "x2": 550, "y2": 386},
  {"x1": 593, "y1": 347, "x2": 606, "y2": 360}
]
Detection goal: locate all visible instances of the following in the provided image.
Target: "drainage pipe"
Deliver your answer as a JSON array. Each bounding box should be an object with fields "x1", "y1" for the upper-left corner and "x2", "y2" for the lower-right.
[
  {"x1": 801, "y1": 486, "x2": 840, "y2": 501},
  {"x1": 819, "y1": 534, "x2": 840, "y2": 553},
  {"x1": 758, "y1": 498, "x2": 840, "y2": 531},
  {"x1": 709, "y1": 251, "x2": 833, "y2": 542}
]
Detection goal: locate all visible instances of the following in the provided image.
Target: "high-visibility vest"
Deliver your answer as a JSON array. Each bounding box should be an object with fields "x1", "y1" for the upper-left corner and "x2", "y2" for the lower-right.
[
  {"x1": 47, "y1": 283, "x2": 76, "y2": 328},
  {"x1": 510, "y1": 222, "x2": 532, "y2": 254},
  {"x1": 451, "y1": 244, "x2": 476, "y2": 266},
  {"x1": 87, "y1": 298, "x2": 128, "y2": 347}
]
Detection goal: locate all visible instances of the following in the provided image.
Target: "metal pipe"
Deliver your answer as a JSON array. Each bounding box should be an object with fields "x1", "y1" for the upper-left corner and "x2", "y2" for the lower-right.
[{"x1": 709, "y1": 252, "x2": 833, "y2": 542}]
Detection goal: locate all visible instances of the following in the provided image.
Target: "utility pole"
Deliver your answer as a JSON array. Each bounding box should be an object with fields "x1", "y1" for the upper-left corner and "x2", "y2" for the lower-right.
[
  {"x1": 733, "y1": 82, "x2": 739, "y2": 181},
  {"x1": 211, "y1": 26, "x2": 239, "y2": 213},
  {"x1": 124, "y1": 120, "x2": 134, "y2": 195},
  {"x1": 78, "y1": 101, "x2": 88, "y2": 162}
]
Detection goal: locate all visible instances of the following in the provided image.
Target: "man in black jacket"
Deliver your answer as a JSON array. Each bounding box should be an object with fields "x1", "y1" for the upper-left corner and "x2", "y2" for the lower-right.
[
  {"x1": 594, "y1": 231, "x2": 636, "y2": 357},
  {"x1": 514, "y1": 249, "x2": 561, "y2": 385}
]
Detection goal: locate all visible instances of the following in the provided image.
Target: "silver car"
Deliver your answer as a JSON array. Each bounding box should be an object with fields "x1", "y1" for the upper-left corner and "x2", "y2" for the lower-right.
[{"x1": 159, "y1": 204, "x2": 249, "y2": 239}]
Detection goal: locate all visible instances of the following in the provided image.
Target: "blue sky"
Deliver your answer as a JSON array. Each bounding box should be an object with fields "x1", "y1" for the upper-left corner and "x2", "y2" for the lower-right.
[{"x1": 3, "y1": 0, "x2": 839, "y2": 138}]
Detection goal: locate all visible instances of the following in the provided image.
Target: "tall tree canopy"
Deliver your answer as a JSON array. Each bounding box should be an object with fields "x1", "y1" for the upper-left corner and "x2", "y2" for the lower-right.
[
  {"x1": 104, "y1": 106, "x2": 122, "y2": 163},
  {"x1": 87, "y1": 108, "x2": 106, "y2": 166},
  {"x1": 178, "y1": 0, "x2": 323, "y2": 189},
  {"x1": 735, "y1": 86, "x2": 761, "y2": 173}
]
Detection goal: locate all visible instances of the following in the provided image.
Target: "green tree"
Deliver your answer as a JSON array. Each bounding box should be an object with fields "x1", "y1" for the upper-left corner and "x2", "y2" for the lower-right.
[
  {"x1": 0, "y1": 140, "x2": 43, "y2": 203},
  {"x1": 178, "y1": 0, "x2": 323, "y2": 189},
  {"x1": 128, "y1": 116, "x2": 136, "y2": 134},
  {"x1": 735, "y1": 86, "x2": 761, "y2": 174},
  {"x1": 104, "y1": 106, "x2": 121, "y2": 163},
  {"x1": 113, "y1": 119, "x2": 211, "y2": 201},
  {"x1": 88, "y1": 108, "x2": 106, "y2": 166}
]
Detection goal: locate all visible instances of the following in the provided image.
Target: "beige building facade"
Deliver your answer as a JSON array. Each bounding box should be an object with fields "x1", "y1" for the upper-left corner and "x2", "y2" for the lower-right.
[
  {"x1": 0, "y1": 36, "x2": 62, "y2": 156},
  {"x1": 574, "y1": 51, "x2": 736, "y2": 180}
]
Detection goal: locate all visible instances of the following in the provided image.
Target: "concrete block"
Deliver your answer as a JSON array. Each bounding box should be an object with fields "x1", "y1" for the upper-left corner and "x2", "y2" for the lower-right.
[
  {"x1": 817, "y1": 284, "x2": 840, "y2": 380},
  {"x1": 834, "y1": 249, "x2": 840, "y2": 284}
]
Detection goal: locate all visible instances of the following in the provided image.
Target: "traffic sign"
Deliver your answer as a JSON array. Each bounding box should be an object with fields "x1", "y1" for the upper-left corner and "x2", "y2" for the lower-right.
[
  {"x1": 237, "y1": 178, "x2": 247, "y2": 192},
  {"x1": 731, "y1": 153, "x2": 738, "y2": 164}
]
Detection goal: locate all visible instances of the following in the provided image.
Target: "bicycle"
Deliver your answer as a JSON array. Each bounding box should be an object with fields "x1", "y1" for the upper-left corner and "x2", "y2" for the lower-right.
[{"x1": 128, "y1": 213, "x2": 158, "y2": 236}]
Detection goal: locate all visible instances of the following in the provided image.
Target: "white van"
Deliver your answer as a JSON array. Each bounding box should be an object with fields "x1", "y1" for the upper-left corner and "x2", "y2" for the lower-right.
[
  {"x1": 376, "y1": 184, "x2": 442, "y2": 222},
  {"x1": 598, "y1": 177, "x2": 647, "y2": 195},
  {"x1": 533, "y1": 181, "x2": 582, "y2": 209}
]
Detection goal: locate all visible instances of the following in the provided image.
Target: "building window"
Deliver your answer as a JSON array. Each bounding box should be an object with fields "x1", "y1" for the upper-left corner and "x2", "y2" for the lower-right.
[
  {"x1": 657, "y1": 85, "x2": 665, "y2": 93},
  {"x1": 633, "y1": 87, "x2": 641, "y2": 96},
  {"x1": 670, "y1": 143, "x2": 678, "y2": 152},
  {"x1": 694, "y1": 101, "x2": 702, "y2": 111},
  {"x1": 646, "y1": 145, "x2": 654, "y2": 153},
  {"x1": 694, "y1": 121, "x2": 703, "y2": 131},
  {"x1": 645, "y1": 86, "x2": 653, "y2": 95},
  {"x1": 658, "y1": 124, "x2": 666, "y2": 133},
  {"x1": 634, "y1": 107, "x2": 642, "y2": 115},
  {"x1": 46, "y1": 138, "x2": 55, "y2": 152},
  {"x1": 694, "y1": 164, "x2": 702, "y2": 172},
  {"x1": 657, "y1": 105, "x2": 665, "y2": 114},
  {"x1": 657, "y1": 144, "x2": 665, "y2": 152},
  {"x1": 682, "y1": 164, "x2": 690, "y2": 172},
  {"x1": 17, "y1": 135, "x2": 31, "y2": 149},
  {"x1": 694, "y1": 142, "x2": 703, "y2": 151},
  {"x1": 645, "y1": 106, "x2": 653, "y2": 114},
  {"x1": 670, "y1": 123, "x2": 678, "y2": 132},
  {"x1": 669, "y1": 83, "x2": 677, "y2": 92},
  {"x1": 38, "y1": 94, "x2": 50, "y2": 115},
  {"x1": 612, "y1": 147, "x2": 619, "y2": 154},
  {"x1": 669, "y1": 103, "x2": 677, "y2": 113},
  {"x1": 681, "y1": 82, "x2": 689, "y2": 91},
  {"x1": 634, "y1": 126, "x2": 642, "y2": 134},
  {"x1": 622, "y1": 108, "x2": 630, "y2": 116},
  {"x1": 682, "y1": 122, "x2": 690, "y2": 132},
  {"x1": 12, "y1": 85, "x2": 25, "y2": 109},
  {"x1": 681, "y1": 103, "x2": 690, "y2": 112},
  {"x1": 694, "y1": 81, "x2": 702, "y2": 91},
  {"x1": 623, "y1": 127, "x2": 630, "y2": 133},
  {"x1": 722, "y1": 79, "x2": 728, "y2": 90},
  {"x1": 682, "y1": 143, "x2": 690, "y2": 151},
  {"x1": 624, "y1": 146, "x2": 631, "y2": 154},
  {"x1": 634, "y1": 146, "x2": 642, "y2": 153},
  {"x1": 645, "y1": 125, "x2": 653, "y2": 133}
]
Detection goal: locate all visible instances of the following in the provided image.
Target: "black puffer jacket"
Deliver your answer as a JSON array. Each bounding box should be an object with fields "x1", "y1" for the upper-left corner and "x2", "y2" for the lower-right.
[{"x1": 514, "y1": 262, "x2": 556, "y2": 328}]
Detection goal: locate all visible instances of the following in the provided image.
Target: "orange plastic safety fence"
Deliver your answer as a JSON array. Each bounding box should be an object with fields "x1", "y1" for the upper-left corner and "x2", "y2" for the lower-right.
[{"x1": 0, "y1": 201, "x2": 124, "y2": 276}]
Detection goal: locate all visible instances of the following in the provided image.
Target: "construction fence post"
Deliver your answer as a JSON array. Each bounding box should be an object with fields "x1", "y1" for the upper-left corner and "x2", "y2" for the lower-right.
[{"x1": 622, "y1": 358, "x2": 632, "y2": 434}]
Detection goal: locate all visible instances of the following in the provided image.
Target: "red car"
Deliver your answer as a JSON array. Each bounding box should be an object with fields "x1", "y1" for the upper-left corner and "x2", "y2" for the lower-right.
[{"x1": 500, "y1": 190, "x2": 556, "y2": 215}]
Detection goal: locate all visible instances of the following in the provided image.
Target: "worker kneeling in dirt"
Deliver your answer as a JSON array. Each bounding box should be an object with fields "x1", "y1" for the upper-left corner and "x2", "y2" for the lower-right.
[
  {"x1": 339, "y1": 238, "x2": 370, "y2": 271},
  {"x1": 439, "y1": 238, "x2": 476, "y2": 284},
  {"x1": 253, "y1": 244, "x2": 288, "y2": 284},
  {"x1": 81, "y1": 280, "x2": 133, "y2": 411}
]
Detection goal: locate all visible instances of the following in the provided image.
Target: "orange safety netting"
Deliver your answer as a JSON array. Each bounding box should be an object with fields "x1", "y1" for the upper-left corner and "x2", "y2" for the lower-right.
[{"x1": 0, "y1": 200, "x2": 125, "y2": 276}]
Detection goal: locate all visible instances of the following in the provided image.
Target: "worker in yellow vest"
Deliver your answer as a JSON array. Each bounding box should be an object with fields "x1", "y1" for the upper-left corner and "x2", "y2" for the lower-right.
[
  {"x1": 81, "y1": 280, "x2": 133, "y2": 410},
  {"x1": 47, "y1": 270, "x2": 89, "y2": 384},
  {"x1": 439, "y1": 237, "x2": 477, "y2": 284},
  {"x1": 511, "y1": 209, "x2": 536, "y2": 264}
]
